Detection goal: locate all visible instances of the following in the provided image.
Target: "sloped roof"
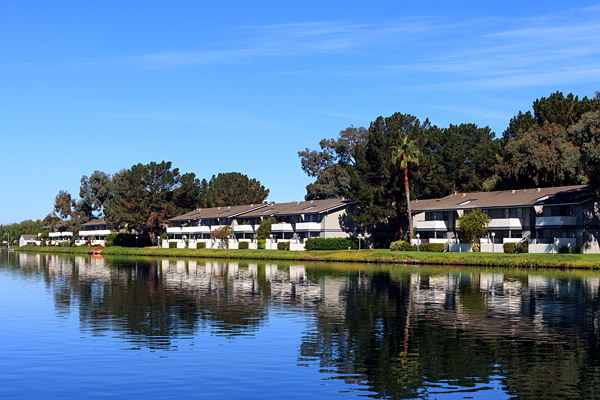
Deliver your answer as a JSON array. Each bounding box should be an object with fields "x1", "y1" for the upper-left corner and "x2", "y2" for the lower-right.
[
  {"x1": 40, "y1": 220, "x2": 68, "y2": 230},
  {"x1": 169, "y1": 204, "x2": 268, "y2": 222},
  {"x1": 411, "y1": 185, "x2": 593, "y2": 212},
  {"x1": 81, "y1": 218, "x2": 107, "y2": 227},
  {"x1": 21, "y1": 234, "x2": 38, "y2": 240},
  {"x1": 240, "y1": 198, "x2": 353, "y2": 218}
]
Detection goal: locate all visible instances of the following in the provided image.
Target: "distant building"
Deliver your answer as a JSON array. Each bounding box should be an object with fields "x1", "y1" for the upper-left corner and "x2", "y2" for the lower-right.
[{"x1": 411, "y1": 185, "x2": 600, "y2": 253}]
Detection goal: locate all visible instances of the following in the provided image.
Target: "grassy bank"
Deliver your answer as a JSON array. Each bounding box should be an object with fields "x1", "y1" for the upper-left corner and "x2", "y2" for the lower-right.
[{"x1": 15, "y1": 245, "x2": 600, "y2": 269}]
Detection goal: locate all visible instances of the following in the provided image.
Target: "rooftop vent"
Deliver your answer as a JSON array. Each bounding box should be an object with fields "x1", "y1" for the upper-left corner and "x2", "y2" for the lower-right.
[
  {"x1": 458, "y1": 200, "x2": 471, "y2": 206},
  {"x1": 511, "y1": 190, "x2": 515, "y2": 194},
  {"x1": 536, "y1": 188, "x2": 541, "y2": 192}
]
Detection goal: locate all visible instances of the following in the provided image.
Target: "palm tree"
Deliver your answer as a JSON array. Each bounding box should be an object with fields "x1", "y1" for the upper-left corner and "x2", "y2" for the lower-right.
[{"x1": 392, "y1": 136, "x2": 420, "y2": 242}]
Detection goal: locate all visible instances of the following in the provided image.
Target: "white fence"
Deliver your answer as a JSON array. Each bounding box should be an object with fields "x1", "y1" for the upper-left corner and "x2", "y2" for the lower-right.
[{"x1": 163, "y1": 238, "x2": 306, "y2": 251}]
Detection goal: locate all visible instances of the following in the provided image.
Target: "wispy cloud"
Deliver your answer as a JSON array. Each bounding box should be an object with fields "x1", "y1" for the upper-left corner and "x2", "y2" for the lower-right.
[{"x1": 90, "y1": 111, "x2": 210, "y2": 123}]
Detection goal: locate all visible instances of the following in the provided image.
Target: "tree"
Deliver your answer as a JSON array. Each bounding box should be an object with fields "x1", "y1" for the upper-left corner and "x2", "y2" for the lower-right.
[
  {"x1": 457, "y1": 209, "x2": 491, "y2": 250},
  {"x1": 499, "y1": 91, "x2": 599, "y2": 189},
  {"x1": 570, "y1": 110, "x2": 600, "y2": 196},
  {"x1": 198, "y1": 172, "x2": 269, "y2": 208},
  {"x1": 298, "y1": 125, "x2": 367, "y2": 199},
  {"x1": 105, "y1": 161, "x2": 199, "y2": 245},
  {"x1": 54, "y1": 190, "x2": 75, "y2": 220},
  {"x1": 502, "y1": 91, "x2": 599, "y2": 144},
  {"x1": 347, "y1": 113, "x2": 432, "y2": 240},
  {"x1": 256, "y1": 217, "x2": 277, "y2": 240},
  {"x1": 425, "y1": 124, "x2": 500, "y2": 193},
  {"x1": 211, "y1": 225, "x2": 234, "y2": 249},
  {"x1": 497, "y1": 122, "x2": 586, "y2": 188},
  {"x1": 392, "y1": 136, "x2": 420, "y2": 242},
  {"x1": 78, "y1": 171, "x2": 113, "y2": 219}
]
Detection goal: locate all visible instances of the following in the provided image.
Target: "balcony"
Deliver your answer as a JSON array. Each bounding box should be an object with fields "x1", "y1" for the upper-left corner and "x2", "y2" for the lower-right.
[
  {"x1": 49, "y1": 232, "x2": 73, "y2": 238},
  {"x1": 295, "y1": 222, "x2": 322, "y2": 232},
  {"x1": 78, "y1": 229, "x2": 111, "y2": 237},
  {"x1": 488, "y1": 218, "x2": 522, "y2": 229},
  {"x1": 271, "y1": 223, "x2": 294, "y2": 233},
  {"x1": 234, "y1": 225, "x2": 254, "y2": 233},
  {"x1": 535, "y1": 216, "x2": 577, "y2": 227},
  {"x1": 417, "y1": 220, "x2": 449, "y2": 231}
]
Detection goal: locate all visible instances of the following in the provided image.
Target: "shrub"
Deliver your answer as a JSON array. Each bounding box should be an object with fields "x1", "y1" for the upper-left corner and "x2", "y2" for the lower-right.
[
  {"x1": 517, "y1": 241, "x2": 529, "y2": 253},
  {"x1": 277, "y1": 241, "x2": 290, "y2": 251},
  {"x1": 390, "y1": 240, "x2": 413, "y2": 251},
  {"x1": 304, "y1": 237, "x2": 359, "y2": 250},
  {"x1": 504, "y1": 243, "x2": 516, "y2": 254},
  {"x1": 558, "y1": 245, "x2": 572, "y2": 254},
  {"x1": 574, "y1": 246, "x2": 582, "y2": 254},
  {"x1": 169, "y1": 242, "x2": 177, "y2": 249},
  {"x1": 160, "y1": 232, "x2": 168, "y2": 241},
  {"x1": 196, "y1": 242, "x2": 206, "y2": 249},
  {"x1": 238, "y1": 241, "x2": 249, "y2": 250},
  {"x1": 420, "y1": 243, "x2": 444, "y2": 252},
  {"x1": 257, "y1": 239, "x2": 266, "y2": 249},
  {"x1": 105, "y1": 240, "x2": 114, "y2": 247}
]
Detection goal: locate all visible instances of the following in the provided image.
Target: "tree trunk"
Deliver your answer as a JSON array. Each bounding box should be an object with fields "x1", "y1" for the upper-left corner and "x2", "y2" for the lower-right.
[{"x1": 404, "y1": 160, "x2": 413, "y2": 242}]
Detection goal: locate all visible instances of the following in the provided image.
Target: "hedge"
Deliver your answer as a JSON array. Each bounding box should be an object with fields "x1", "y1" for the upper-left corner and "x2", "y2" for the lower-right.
[
  {"x1": 390, "y1": 241, "x2": 444, "y2": 252},
  {"x1": 238, "y1": 241, "x2": 249, "y2": 250},
  {"x1": 257, "y1": 239, "x2": 266, "y2": 250},
  {"x1": 196, "y1": 242, "x2": 206, "y2": 249},
  {"x1": 504, "y1": 243, "x2": 516, "y2": 254},
  {"x1": 277, "y1": 241, "x2": 290, "y2": 251},
  {"x1": 169, "y1": 242, "x2": 177, "y2": 249},
  {"x1": 517, "y1": 241, "x2": 528, "y2": 253},
  {"x1": 390, "y1": 241, "x2": 412, "y2": 251},
  {"x1": 305, "y1": 237, "x2": 358, "y2": 250}
]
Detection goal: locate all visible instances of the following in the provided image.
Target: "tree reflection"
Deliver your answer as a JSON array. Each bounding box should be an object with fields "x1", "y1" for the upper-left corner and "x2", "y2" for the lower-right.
[{"x1": 300, "y1": 267, "x2": 600, "y2": 399}]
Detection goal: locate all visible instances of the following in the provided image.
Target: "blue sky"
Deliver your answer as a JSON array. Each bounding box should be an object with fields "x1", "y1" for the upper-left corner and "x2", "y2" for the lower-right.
[{"x1": 1, "y1": 1, "x2": 599, "y2": 224}]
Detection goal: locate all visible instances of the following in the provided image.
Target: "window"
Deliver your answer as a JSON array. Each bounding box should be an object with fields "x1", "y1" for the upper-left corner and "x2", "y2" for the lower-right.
[{"x1": 517, "y1": 208, "x2": 523, "y2": 219}]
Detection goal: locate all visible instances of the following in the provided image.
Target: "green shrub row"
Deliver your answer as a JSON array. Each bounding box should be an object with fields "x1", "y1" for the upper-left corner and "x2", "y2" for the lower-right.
[
  {"x1": 105, "y1": 233, "x2": 151, "y2": 248},
  {"x1": 169, "y1": 242, "x2": 177, "y2": 249},
  {"x1": 389, "y1": 241, "x2": 444, "y2": 252},
  {"x1": 238, "y1": 241, "x2": 249, "y2": 250},
  {"x1": 305, "y1": 237, "x2": 358, "y2": 250},
  {"x1": 257, "y1": 239, "x2": 266, "y2": 249},
  {"x1": 277, "y1": 241, "x2": 290, "y2": 251},
  {"x1": 504, "y1": 242, "x2": 529, "y2": 254},
  {"x1": 196, "y1": 242, "x2": 206, "y2": 249}
]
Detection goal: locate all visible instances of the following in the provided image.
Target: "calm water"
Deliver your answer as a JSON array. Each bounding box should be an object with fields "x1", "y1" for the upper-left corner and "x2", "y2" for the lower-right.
[{"x1": 2, "y1": 252, "x2": 600, "y2": 399}]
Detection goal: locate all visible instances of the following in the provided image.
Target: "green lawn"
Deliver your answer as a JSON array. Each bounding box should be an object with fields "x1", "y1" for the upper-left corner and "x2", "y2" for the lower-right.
[{"x1": 15, "y1": 245, "x2": 600, "y2": 269}]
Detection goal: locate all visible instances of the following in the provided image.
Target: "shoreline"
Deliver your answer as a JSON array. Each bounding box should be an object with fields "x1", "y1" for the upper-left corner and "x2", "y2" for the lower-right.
[{"x1": 12, "y1": 245, "x2": 600, "y2": 269}]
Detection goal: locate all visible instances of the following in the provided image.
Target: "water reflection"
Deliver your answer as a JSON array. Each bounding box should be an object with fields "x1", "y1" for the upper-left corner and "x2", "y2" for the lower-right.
[{"x1": 6, "y1": 252, "x2": 600, "y2": 399}]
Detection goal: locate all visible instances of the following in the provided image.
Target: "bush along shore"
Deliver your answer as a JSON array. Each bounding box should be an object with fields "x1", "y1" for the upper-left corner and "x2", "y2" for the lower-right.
[{"x1": 14, "y1": 245, "x2": 600, "y2": 269}]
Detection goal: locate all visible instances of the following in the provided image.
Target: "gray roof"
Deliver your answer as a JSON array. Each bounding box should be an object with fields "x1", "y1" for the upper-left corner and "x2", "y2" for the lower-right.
[
  {"x1": 168, "y1": 204, "x2": 268, "y2": 222},
  {"x1": 21, "y1": 234, "x2": 38, "y2": 240},
  {"x1": 81, "y1": 218, "x2": 107, "y2": 227},
  {"x1": 240, "y1": 198, "x2": 353, "y2": 218},
  {"x1": 411, "y1": 185, "x2": 593, "y2": 212}
]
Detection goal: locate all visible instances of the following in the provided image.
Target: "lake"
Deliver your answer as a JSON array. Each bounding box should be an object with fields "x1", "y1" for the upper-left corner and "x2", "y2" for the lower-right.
[{"x1": 2, "y1": 251, "x2": 600, "y2": 399}]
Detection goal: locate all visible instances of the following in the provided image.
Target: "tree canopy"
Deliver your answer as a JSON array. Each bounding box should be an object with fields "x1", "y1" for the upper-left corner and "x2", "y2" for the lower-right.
[
  {"x1": 298, "y1": 125, "x2": 367, "y2": 200},
  {"x1": 104, "y1": 161, "x2": 200, "y2": 245},
  {"x1": 198, "y1": 172, "x2": 269, "y2": 208},
  {"x1": 570, "y1": 110, "x2": 600, "y2": 196},
  {"x1": 457, "y1": 209, "x2": 491, "y2": 248}
]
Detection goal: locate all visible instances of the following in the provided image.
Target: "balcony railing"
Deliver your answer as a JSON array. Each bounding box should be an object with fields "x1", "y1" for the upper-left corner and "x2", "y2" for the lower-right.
[
  {"x1": 535, "y1": 216, "x2": 577, "y2": 227},
  {"x1": 416, "y1": 220, "x2": 449, "y2": 231},
  {"x1": 233, "y1": 225, "x2": 254, "y2": 233},
  {"x1": 271, "y1": 223, "x2": 294, "y2": 233},
  {"x1": 488, "y1": 218, "x2": 523, "y2": 229},
  {"x1": 78, "y1": 229, "x2": 111, "y2": 237},
  {"x1": 295, "y1": 222, "x2": 322, "y2": 231}
]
